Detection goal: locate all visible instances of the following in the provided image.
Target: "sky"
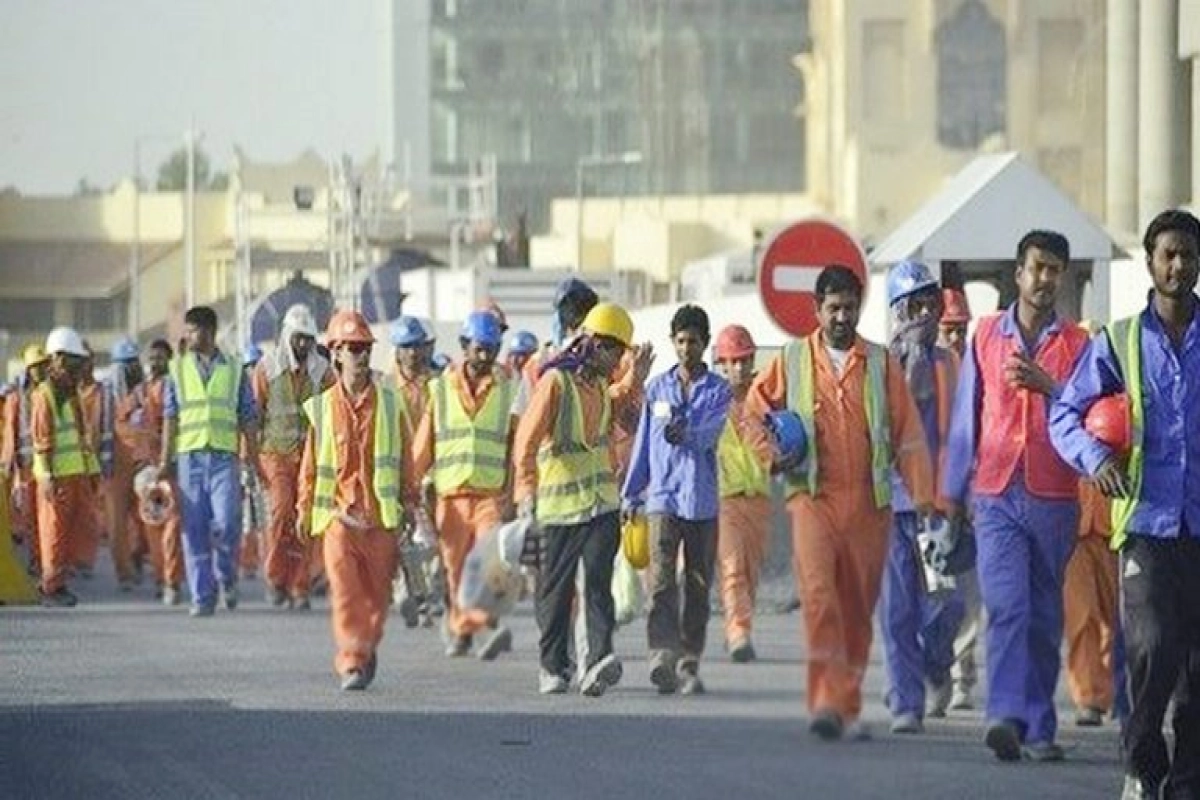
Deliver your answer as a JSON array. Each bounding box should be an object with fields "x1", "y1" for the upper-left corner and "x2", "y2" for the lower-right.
[{"x1": 0, "y1": 0, "x2": 385, "y2": 194}]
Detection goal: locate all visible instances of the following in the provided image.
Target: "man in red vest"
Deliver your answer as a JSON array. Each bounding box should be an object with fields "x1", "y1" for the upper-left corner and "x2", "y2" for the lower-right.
[{"x1": 943, "y1": 230, "x2": 1090, "y2": 762}]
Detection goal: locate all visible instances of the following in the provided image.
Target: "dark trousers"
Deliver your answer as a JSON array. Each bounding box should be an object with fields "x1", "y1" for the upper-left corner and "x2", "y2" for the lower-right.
[
  {"x1": 646, "y1": 514, "x2": 718, "y2": 671},
  {"x1": 535, "y1": 512, "x2": 620, "y2": 678},
  {"x1": 1122, "y1": 534, "x2": 1200, "y2": 793}
]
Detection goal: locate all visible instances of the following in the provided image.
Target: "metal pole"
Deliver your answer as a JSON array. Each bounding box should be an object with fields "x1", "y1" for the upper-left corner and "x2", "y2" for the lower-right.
[
  {"x1": 184, "y1": 127, "x2": 196, "y2": 309},
  {"x1": 575, "y1": 161, "x2": 585, "y2": 272},
  {"x1": 129, "y1": 141, "x2": 141, "y2": 337}
]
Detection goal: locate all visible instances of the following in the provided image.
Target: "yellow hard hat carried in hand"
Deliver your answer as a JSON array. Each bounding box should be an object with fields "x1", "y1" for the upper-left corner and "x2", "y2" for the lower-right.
[
  {"x1": 22, "y1": 343, "x2": 48, "y2": 368},
  {"x1": 582, "y1": 302, "x2": 634, "y2": 348},
  {"x1": 621, "y1": 513, "x2": 650, "y2": 570}
]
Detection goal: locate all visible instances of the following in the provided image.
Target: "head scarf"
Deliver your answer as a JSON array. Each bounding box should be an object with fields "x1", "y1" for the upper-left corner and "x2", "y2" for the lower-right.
[
  {"x1": 889, "y1": 296, "x2": 940, "y2": 404},
  {"x1": 263, "y1": 317, "x2": 330, "y2": 387}
]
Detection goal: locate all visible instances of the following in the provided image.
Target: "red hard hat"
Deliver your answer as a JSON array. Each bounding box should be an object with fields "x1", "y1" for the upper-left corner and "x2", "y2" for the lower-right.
[
  {"x1": 325, "y1": 309, "x2": 375, "y2": 346},
  {"x1": 941, "y1": 289, "x2": 972, "y2": 325},
  {"x1": 714, "y1": 325, "x2": 757, "y2": 361},
  {"x1": 1085, "y1": 394, "x2": 1132, "y2": 456}
]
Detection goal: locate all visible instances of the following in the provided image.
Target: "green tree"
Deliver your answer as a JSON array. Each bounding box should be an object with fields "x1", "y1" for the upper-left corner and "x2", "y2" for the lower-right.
[{"x1": 155, "y1": 147, "x2": 227, "y2": 191}]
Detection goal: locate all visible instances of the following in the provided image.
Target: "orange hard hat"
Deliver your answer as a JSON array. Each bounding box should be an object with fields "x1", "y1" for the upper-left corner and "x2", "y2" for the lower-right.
[
  {"x1": 478, "y1": 298, "x2": 507, "y2": 328},
  {"x1": 941, "y1": 289, "x2": 971, "y2": 325},
  {"x1": 325, "y1": 309, "x2": 375, "y2": 346},
  {"x1": 1085, "y1": 394, "x2": 1131, "y2": 456},
  {"x1": 714, "y1": 324, "x2": 756, "y2": 361}
]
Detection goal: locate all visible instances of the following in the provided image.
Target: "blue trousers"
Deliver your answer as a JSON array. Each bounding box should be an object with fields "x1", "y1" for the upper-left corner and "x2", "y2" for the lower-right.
[
  {"x1": 881, "y1": 512, "x2": 966, "y2": 717},
  {"x1": 974, "y1": 482, "x2": 1078, "y2": 745},
  {"x1": 177, "y1": 451, "x2": 243, "y2": 608}
]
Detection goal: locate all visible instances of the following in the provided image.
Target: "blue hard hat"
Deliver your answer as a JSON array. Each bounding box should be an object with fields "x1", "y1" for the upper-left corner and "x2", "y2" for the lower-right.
[
  {"x1": 766, "y1": 410, "x2": 808, "y2": 463},
  {"x1": 508, "y1": 330, "x2": 538, "y2": 357},
  {"x1": 459, "y1": 310, "x2": 503, "y2": 348},
  {"x1": 431, "y1": 352, "x2": 451, "y2": 371},
  {"x1": 886, "y1": 260, "x2": 939, "y2": 307},
  {"x1": 242, "y1": 344, "x2": 263, "y2": 366},
  {"x1": 389, "y1": 316, "x2": 429, "y2": 348},
  {"x1": 110, "y1": 338, "x2": 140, "y2": 363},
  {"x1": 554, "y1": 277, "x2": 598, "y2": 310}
]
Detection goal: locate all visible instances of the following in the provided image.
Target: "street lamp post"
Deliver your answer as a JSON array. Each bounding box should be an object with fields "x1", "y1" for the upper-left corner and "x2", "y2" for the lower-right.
[
  {"x1": 129, "y1": 133, "x2": 177, "y2": 339},
  {"x1": 574, "y1": 151, "x2": 643, "y2": 272}
]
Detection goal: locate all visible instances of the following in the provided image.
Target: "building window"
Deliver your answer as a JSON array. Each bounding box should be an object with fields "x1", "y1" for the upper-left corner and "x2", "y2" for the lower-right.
[
  {"x1": 0, "y1": 299, "x2": 55, "y2": 333},
  {"x1": 936, "y1": 0, "x2": 1007, "y2": 150},
  {"x1": 434, "y1": 104, "x2": 458, "y2": 163},
  {"x1": 73, "y1": 297, "x2": 126, "y2": 332}
]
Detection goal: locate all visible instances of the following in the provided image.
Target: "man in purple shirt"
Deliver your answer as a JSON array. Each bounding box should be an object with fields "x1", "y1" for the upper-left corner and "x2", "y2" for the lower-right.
[
  {"x1": 622, "y1": 304, "x2": 732, "y2": 696},
  {"x1": 1049, "y1": 210, "x2": 1200, "y2": 800}
]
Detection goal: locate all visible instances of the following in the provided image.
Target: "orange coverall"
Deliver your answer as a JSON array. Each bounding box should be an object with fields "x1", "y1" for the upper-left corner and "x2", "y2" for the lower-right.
[
  {"x1": 298, "y1": 381, "x2": 400, "y2": 676},
  {"x1": 141, "y1": 376, "x2": 184, "y2": 590},
  {"x1": 5, "y1": 385, "x2": 39, "y2": 569},
  {"x1": 32, "y1": 387, "x2": 94, "y2": 595},
  {"x1": 73, "y1": 380, "x2": 106, "y2": 571},
  {"x1": 1063, "y1": 480, "x2": 1118, "y2": 712},
  {"x1": 411, "y1": 363, "x2": 513, "y2": 640},
  {"x1": 747, "y1": 333, "x2": 934, "y2": 724},
  {"x1": 109, "y1": 385, "x2": 156, "y2": 584}
]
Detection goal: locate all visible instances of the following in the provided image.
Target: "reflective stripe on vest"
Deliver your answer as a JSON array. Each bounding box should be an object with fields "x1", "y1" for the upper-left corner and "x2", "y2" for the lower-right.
[
  {"x1": 172, "y1": 354, "x2": 240, "y2": 453},
  {"x1": 1107, "y1": 316, "x2": 1144, "y2": 551},
  {"x1": 782, "y1": 337, "x2": 893, "y2": 508},
  {"x1": 303, "y1": 385, "x2": 401, "y2": 536},
  {"x1": 431, "y1": 374, "x2": 513, "y2": 494},
  {"x1": 717, "y1": 413, "x2": 769, "y2": 498},
  {"x1": 262, "y1": 370, "x2": 311, "y2": 453},
  {"x1": 535, "y1": 371, "x2": 618, "y2": 526},
  {"x1": 31, "y1": 384, "x2": 97, "y2": 480}
]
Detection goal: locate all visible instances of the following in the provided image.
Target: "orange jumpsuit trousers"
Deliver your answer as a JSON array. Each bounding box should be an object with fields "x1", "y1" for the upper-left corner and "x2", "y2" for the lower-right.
[
  {"x1": 106, "y1": 464, "x2": 141, "y2": 584},
  {"x1": 36, "y1": 476, "x2": 92, "y2": 595},
  {"x1": 1063, "y1": 483, "x2": 1118, "y2": 712},
  {"x1": 142, "y1": 484, "x2": 185, "y2": 590},
  {"x1": 718, "y1": 494, "x2": 772, "y2": 648},
  {"x1": 436, "y1": 494, "x2": 504, "y2": 639},
  {"x1": 324, "y1": 518, "x2": 398, "y2": 675},
  {"x1": 262, "y1": 452, "x2": 311, "y2": 600}
]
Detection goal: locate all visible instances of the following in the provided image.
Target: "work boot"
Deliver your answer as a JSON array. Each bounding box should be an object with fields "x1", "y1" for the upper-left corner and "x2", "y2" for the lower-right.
[
  {"x1": 809, "y1": 710, "x2": 844, "y2": 742},
  {"x1": 445, "y1": 635, "x2": 472, "y2": 658},
  {"x1": 679, "y1": 672, "x2": 706, "y2": 696},
  {"x1": 950, "y1": 685, "x2": 974, "y2": 711},
  {"x1": 267, "y1": 586, "x2": 288, "y2": 608},
  {"x1": 729, "y1": 639, "x2": 757, "y2": 664},
  {"x1": 162, "y1": 585, "x2": 181, "y2": 607},
  {"x1": 1022, "y1": 742, "x2": 1066, "y2": 763},
  {"x1": 478, "y1": 626, "x2": 513, "y2": 662},
  {"x1": 649, "y1": 654, "x2": 678, "y2": 695},
  {"x1": 398, "y1": 597, "x2": 420, "y2": 629},
  {"x1": 539, "y1": 670, "x2": 569, "y2": 695},
  {"x1": 1120, "y1": 775, "x2": 1162, "y2": 800},
  {"x1": 340, "y1": 670, "x2": 369, "y2": 691},
  {"x1": 890, "y1": 713, "x2": 924, "y2": 735},
  {"x1": 221, "y1": 584, "x2": 238, "y2": 611},
  {"x1": 984, "y1": 720, "x2": 1022, "y2": 762},
  {"x1": 40, "y1": 587, "x2": 78, "y2": 608},
  {"x1": 1075, "y1": 706, "x2": 1104, "y2": 727},
  {"x1": 292, "y1": 596, "x2": 312, "y2": 612},
  {"x1": 927, "y1": 680, "x2": 952, "y2": 718},
  {"x1": 580, "y1": 654, "x2": 623, "y2": 698}
]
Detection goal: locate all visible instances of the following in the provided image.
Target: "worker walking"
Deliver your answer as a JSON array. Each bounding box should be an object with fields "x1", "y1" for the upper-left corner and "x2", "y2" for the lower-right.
[
  {"x1": 878, "y1": 260, "x2": 965, "y2": 735},
  {"x1": 140, "y1": 339, "x2": 184, "y2": 605},
  {"x1": 411, "y1": 310, "x2": 517, "y2": 660},
  {"x1": 1049, "y1": 210, "x2": 1200, "y2": 798},
  {"x1": 943, "y1": 230, "x2": 1089, "y2": 762},
  {"x1": 252, "y1": 305, "x2": 333, "y2": 610},
  {"x1": 4, "y1": 344, "x2": 49, "y2": 575},
  {"x1": 506, "y1": 331, "x2": 539, "y2": 378},
  {"x1": 108, "y1": 338, "x2": 154, "y2": 592},
  {"x1": 240, "y1": 345, "x2": 265, "y2": 581},
  {"x1": 712, "y1": 325, "x2": 771, "y2": 662},
  {"x1": 157, "y1": 306, "x2": 260, "y2": 617},
  {"x1": 73, "y1": 343, "x2": 112, "y2": 579},
  {"x1": 514, "y1": 302, "x2": 635, "y2": 697},
  {"x1": 747, "y1": 265, "x2": 934, "y2": 741},
  {"x1": 32, "y1": 327, "x2": 97, "y2": 607},
  {"x1": 623, "y1": 305, "x2": 732, "y2": 695},
  {"x1": 297, "y1": 309, "x2": 404, "y2": 691}
]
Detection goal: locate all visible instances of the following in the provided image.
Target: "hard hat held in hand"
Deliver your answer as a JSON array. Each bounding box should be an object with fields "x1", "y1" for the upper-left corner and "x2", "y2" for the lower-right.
[
  {"x1": 134, "y1": 466, "x2": 175, "y2": 526},
  {"x1": 1085, "y1": 394, "x2": 1132, "y2": 456},
  {"x1": 766, "y1": 410, "x2": 808, "y2": 465},
  {"x1": 621, "y1": 513, "x2": 650, "y2": 570}
]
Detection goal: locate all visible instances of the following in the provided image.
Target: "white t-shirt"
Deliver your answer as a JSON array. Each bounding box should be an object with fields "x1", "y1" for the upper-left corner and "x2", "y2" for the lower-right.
[{"x1": 825, "y1": 345, "x2": 851, "y2": 377}]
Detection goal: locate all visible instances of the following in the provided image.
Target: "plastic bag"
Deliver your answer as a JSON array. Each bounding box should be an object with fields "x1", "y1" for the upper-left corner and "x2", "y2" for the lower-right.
[
  {"x1": 458, "y1": 524, "x2": 524, "y2": 616},
  {"x1": 496, "y1": 516, "x2": 533, "y2": 568},
  {"x1": 612, "y1": 551, "x2": 642, "y2": 626}
]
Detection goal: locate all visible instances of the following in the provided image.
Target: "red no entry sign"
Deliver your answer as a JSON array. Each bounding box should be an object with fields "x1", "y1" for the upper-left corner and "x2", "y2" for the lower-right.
[{"x1": 757, "y1": 219, "x2": 868, "y2": 338}]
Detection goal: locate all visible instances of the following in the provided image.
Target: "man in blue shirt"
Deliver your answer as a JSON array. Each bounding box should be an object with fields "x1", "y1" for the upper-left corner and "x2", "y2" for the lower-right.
[
  {"x1": 623, "y1": 304, "x2": 732, "y2": 696},
  {"x1": 1050, "y1": 210, "x2": 1200, "y2": 800}
]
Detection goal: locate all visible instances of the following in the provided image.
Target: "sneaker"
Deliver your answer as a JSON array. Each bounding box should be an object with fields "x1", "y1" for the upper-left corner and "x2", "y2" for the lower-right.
[
  {"x1": 267, "y1": 587, "x2": 288, "y2": 608},
  {"x1": 809, "y1": 710, "x2": 844, "y2": 741},
  {"x1": 985, "y1": 720, "x2": 1022, "y2": 762},
  {"x1": 539, "y1": 671, "x2": 569, "y2": 695},
  {"x1": 950, "y1": 686, "x2": 974, "y2": 711},
  {"x1": 189, "y1": 603, "x2": 216, "y2": 618},
  {"x1": 890, "y1": 713, "x2": 924, "y2": 735},
  {"x1": 649, "y1": 656, "x2": 678, "y2": 695},
  {"x1": 292, "y1": 596, "x2": 312, "y2": 612},
  {"x1": 679, "y1": 673, "x2": 706, "y2": 696},
  {"x1": 445, "y1": 636, "x2": 472, "y2": 658},
  {"x1": 1120, "y1": 775, "x2": 1163, "y2": 800},
  {"x1": 39, "y1": 587, "x2": 78, "y2": 608},
  {"x1": 222, "y1": 584, "x2": 239, "y2": 611},
  {"x1": 927, "y1": 680, "x2": 952, "y2": 719},
  {"x1": 1075, "y1": 706, "x2": 1105, "y2": 727},
  {"x1": 579, "y1": 654, "x2": 623, "y2": 697},
  {"x1": 1023, "y1": 741, "x2": 1066, "y2": 762},
  {"x1": 398, "y1": 597, "x2": 420, "y2": 628},
  {"x1": 162, "y1": 586, "x2": 181, "y2": 607},
  {"x1": 845, "y1": 720, "x2": 872, "y2": 742},
  {"x1": 477, "y1": 627, "x2": 513, "y2": 662},
  {"x1": 340, "y1": 670, "x2": 369, "y2": 691},
  {"x1": 729, "y1": 639, "x2": 757, "y2": 664}
]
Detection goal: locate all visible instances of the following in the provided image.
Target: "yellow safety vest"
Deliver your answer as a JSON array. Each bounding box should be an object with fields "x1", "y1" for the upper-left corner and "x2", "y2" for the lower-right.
[
  {"x1": 1106, "y1": 315, "x2": 1144, "y2": 551},
  {"x1": 717, "y1": 414, "x2": 769, "y2": 498},
  {"x1": 262, "y1": 369, "x2": 319, "y2": 454},
  {"x1": 535, "y1": 371, "x2": 618, "y2": 526},
  {"x1": 782, "y1": 337, "x2": 893, "y2": 507},
  {"x1": 31, "y1": 384, "x2": 97, "y2": 480},
  {"x1": 172, "y1": 354, "x2": 240, "y2": 453},
  {"x1": 431, "y1": 373, "x2": 514, "y2": 494},
  {"x1": 303, "y1": 384, "x2": 402, "y2": 536}
]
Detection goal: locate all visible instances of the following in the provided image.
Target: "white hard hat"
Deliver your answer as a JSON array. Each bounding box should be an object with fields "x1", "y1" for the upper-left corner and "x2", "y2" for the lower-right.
[
  {"x1": 282, "y1": 304, "x2": 319, "y2": 337},
  {"x1": 45, "y1": 326, "x2": 87, "y2": 357}
]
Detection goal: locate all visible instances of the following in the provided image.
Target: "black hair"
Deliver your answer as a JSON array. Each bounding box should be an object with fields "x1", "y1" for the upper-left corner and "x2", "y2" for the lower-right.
[
  {"x1": 670, "y1": 304, "x2": 710, "y2": 342},
  {"x1": 559, "y1": 294, "x2": 599, "y2": 332},
  {"x1": 815, "y1": 265, "x2": 863, "y2": 303},
  {"x1": 149, "y1": 338, "x2": 174, "y2": 357},
  {"x1": 184, "y1": 306, "x2": 218, "y2": 331},
  {"x1": 1143, "y1": 209, "x2": 1200, "y2": 255},
  {"x1": 1016, "y1": 230, "x2": 1070, "y2": 266}
]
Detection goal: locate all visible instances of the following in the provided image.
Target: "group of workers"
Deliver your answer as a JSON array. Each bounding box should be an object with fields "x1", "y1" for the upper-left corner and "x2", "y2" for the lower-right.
[{"x1": 6, "y1": 208, "x2": 1199, "y2": 799}]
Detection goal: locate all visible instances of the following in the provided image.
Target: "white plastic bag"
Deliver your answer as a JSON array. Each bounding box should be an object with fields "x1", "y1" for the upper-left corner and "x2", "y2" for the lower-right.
[
  {"x1": 612, "y1": 551, "x2": 642, "y2": 626},
  {"x1": 458, "y1": 524, "x2": 524, "y2": 616},
  {"x1": 496, "y1": 516, "x2": 533, "y2": 568}
]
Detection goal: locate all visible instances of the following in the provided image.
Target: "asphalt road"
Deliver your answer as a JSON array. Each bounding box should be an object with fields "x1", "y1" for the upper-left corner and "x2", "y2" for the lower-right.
[{"x1": 2, "y1": 553, "x2": 1125, "y2": 800}]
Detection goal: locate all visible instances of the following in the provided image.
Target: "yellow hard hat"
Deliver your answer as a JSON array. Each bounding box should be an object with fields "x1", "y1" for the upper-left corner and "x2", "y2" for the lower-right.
[
  {"x1": 621, "y1": 513, "x2": 650, "y2": 570},
  {"x1": 581, "y1": 302, "x2": 634, "y2": 348},
  {"x1": 22, "y1": 343, "x2": 48, "y2": 368}
]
